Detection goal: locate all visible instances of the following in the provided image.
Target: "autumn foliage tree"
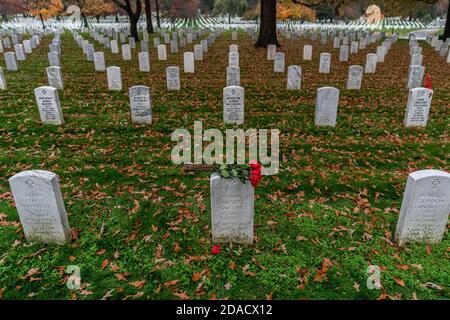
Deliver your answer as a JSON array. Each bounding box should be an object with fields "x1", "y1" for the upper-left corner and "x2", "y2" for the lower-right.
[
  {"x1": 0, "y1": 0, "x2": 24, "y2": 22},
  {"x1": 26, "y1": 0, "x2": 64, "y2": 28}
]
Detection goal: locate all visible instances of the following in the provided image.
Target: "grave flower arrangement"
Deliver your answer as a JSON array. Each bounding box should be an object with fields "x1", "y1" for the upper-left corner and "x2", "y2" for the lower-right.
[
  {"x1": 183, "y1": 161, "x2": 262, "y2": 187},
  {"x1": 215, "y1": 161, "x2": 262, "y2": 187}
]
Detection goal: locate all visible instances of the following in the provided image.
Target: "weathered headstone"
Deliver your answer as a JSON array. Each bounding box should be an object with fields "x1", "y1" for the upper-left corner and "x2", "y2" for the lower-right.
[
  {"x1": 223, "y1": 85, "x2": 244, "y2": 124},
  {"x1": 407, "y1": 65, "x2": 425, "y2": 89},
  {"x1": 319, "y1": 53, "x2": 331, "y2": 73},
  {"x1": 46, "y1": 66, "x2": 64, "y2": 90},
  {"x1": 226, "y1": 66, "x2": 240, "y2": 86},
  {"x1": 364, "y1": 53, "x2": 377, "y2": 73},
  {"x1": 267, "y1": 44, "x2": 276, "y2": 60},
  {"x1": 394, "y1": 169, "x2": 450, "y2": 245},
  {"x1": 404, "y1": 87, "x2": 433, "y2": 127},
  {"x1": 94, "y1": 51, "x2": 105, "y2": 72},
  {"x1": 158, "y1": 44, "x2": 167, "y2": 60},
  {"x1": 194, "y1": 44, "x2": 203, "y2": 61},
  {"x1": 183, "y1": 52, "x2": 195, "y2": 73},
  {"x1": 34, "y1": 86, "x2": 64, "y2": 125},
  {"x1": 350, "y1": 41, "x2": 359, "y2": 54},
  {"x1": 303, "y1": 45, "x2": 312, "y2": 60},
  {"x1": 274, "y1": 52, "x2": 285, "y2": 73},
  {"x1": 287, "y1": 65, "x2": 301, "y2": 90},
  {"x1": 4, "y1": 52, "x2": 18, "y2": 71},
  {"x1": 14, "y1": 44, "x2": 26, "y2": 61},
  {"x1": 138, "y1": 51, "x2": 150, "y2": 72},
  {"x1": 166, "y1": 66, "x2": 181, "y2": 91},
  {"x1": 110, "y1": 39, "x2": 119, "y2": 53},
  {"x1": 339, "y1": 45, "x2": 349, "y2": 62},
  {"x1": 129, "y1": 85, "x2": 152, "y2": 124},
  {"x1": 347, "y1": 65, "x2": 363, "y2": 90},
  {"x1": 9, "y1": 170, "x2": 71, "y2": 245},
  {"x1": 229, "y1": 52, "x2": 239, "y2": 68},
  {"x1": 315, "y1": 86, "x2": 339, "y2": 127},
  {"x1": 210, "y1": 173, "x2": 254, "y2": 245},
  {"x1": 106, "y1": 66, "x2": 122, "y2": 91},
  {"x1": 122, "y1": 44, "x2": 131, "y2": 60}
]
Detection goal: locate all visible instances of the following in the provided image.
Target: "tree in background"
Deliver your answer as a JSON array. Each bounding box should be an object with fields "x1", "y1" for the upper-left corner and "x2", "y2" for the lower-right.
[
  {"x1": 277, "y1": 0, "x2": 316, "y2": 21},
  {"x1": 213, "y1": 0, "x2": 248, "y2": 23},
  {"x1": 162, "y1": 0, "x2": 200, "y2": 27},
  {"x1": 0, "y1": 0, "x2": 24, "y2": 22},
  {"x1": 110, "y1": 0, "x2": 142, "y2": 41},
  {"x1": 155, "y1": 0, "x2": 161, "y2": 28},
  {"x1": 83, "y1": 0, "x2": 117, "y2": 22},
  {"x1": 25, "y1": 0, "x2": 64, "y2": 28},
  {"x1": 144, "y1": 0, "x2": 154, "y2": 33}
]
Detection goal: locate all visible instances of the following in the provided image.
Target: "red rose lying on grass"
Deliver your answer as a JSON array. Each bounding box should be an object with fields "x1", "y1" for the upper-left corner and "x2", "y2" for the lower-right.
[
  {"x1": 425, "y1": 74, "x2": 432, "y2": 90},
  {"x1": 249, "y1": 160, "x2": 262, "y2": 188},
  {"x1": 211, "y1": 244, "x2": 220, "y2": 255}
]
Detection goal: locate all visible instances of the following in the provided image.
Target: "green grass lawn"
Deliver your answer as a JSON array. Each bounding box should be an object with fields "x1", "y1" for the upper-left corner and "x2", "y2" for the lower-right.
[{"x1": 0, "y1": 30, "x2": 449, "y2": 300}]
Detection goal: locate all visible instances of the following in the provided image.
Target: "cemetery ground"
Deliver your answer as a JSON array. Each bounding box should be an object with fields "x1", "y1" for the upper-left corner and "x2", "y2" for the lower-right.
[{"x1": 0, "y1": 30, "x2": 449, "y2": 300}]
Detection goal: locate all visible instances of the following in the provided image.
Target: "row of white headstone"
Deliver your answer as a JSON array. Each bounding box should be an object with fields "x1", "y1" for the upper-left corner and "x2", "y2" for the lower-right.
[{"x1": 7, "y1": 168, "x2": 450, "y2": 246}]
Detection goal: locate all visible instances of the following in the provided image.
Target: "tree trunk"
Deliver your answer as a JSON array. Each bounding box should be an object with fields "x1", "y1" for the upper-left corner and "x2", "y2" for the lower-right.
[
  {"x1": 130, "y1": 15, "x2": 140, "y2": 41},
  {"x1": 155, "y1": 0, "x2": 161, "y2": 28},
  {"x1": 228, "y1": 12, "x2": 231, "y2": 24},
  {"x1": 440, "y1": 3, "x2": 450, "y2": 41},
  {"x1": 96, "y1": 16, "x2": 100, "y2": 23},
  {"x1": 116, "y1": 13, "x2": 119, "y2": 22},
  {"x1": 145, "y1": 0, "x2": 154, "y2": 33},
  {"x1": 255, "y1": 0, "x2": 279, "y2": 48},
  {"x1": 39, "y1": 12, "x2": 45, "y2": 29}
]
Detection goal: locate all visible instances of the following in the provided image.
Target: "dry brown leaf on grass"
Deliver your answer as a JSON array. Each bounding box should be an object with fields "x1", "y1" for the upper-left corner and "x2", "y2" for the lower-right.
[
  {"x1": 163, "y1": 279, "x2": 180, "y2": 287},
  {"x1": 173, "y1": 291, "x2": 190, "y2": 300},
  {"x1": 101, "y1": 259, "x2": 109, "y2": 270},
  {"x1": 129, "y1": 280, "x2": 146, "y2": 289}
]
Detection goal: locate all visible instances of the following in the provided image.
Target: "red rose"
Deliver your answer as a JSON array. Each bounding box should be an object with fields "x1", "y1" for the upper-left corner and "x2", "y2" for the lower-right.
[
  {"x1": 211, "y1": 244, "x2": 220, "y2": 255},
  {"x1": 249, "y1": 160, "x2": 262, "y2": 188},
  {"x1": 425, "y1": 74, "x2": 432, "y2": 90}
]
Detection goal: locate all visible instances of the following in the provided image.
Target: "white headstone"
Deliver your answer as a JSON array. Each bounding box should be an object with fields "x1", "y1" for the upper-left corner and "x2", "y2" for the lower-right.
[
  {"x1": 339, "y1": 45, "x2": 349, "y2": 62},
  {"x1": 106, "y1": 66, "x2": 122, "y2": 91},
  {"x1": 364, "y1": 53, "x2": 377, "y2": 73},
  {"x1": 94, "y1": 51, "x2": 105, "y2": 72},
  {"x1": 267, "y1": 44, "x2": 276, "y2": 60},
  {"x1": 122, "y1": 44, "x2": 131, "y2": 60},
  {"x1": 226, "y1": 66, "x2": 240, "y2": 87},
  {"x1": 166, "y1": 66, "x2": 181, "y2": 91},
  {"x1": 129, "y1": 85, "x2": 152, "y2": 124},
  {"x1": 34, "y1": 86, "x2": 64, "y2": 125},
  {"x1": 4, "y1": 52, "x2": 18, "y2": 71},
  {"x1": 157, "y1": 44, "x2": 167, "y2": 60},
  {"x1": 46, "y1": 66, "x2": 64, "y2": 90},
  {"x1": 350, "y1": 41, "x2": 359, "y2": 54},
  {"x1": 194, "y1": 44, "x2": 203, "y2": 61},
  {"x1": 394, "y1": 170, "x2": 450, "y2": 245},
  {"x1": 210, "y1": 173, "x2": 254, "y2": 245},
  {"x1": 376, "y1": 46, "x2": 386, "y2": 62},
  {"x1": 315, "y1": 86, "x2": 339, "y2": 127},
  {"x1": 274, "y1": 52, "x2": 285, "y2": 73},
  {"x1": 404, "y1": 87, "x2": 433, "y2": 127},
  {"x1": 303, "y1": 45, "x2": 312, "y2": 60},
  {"x1": 347, "y1": 65, "x2": 363, "y2": 90},
  {"x1": 319, "y1": 53, "x2": 331, "y2": 73},
  {"x1": 407, "y1": 65, "x2": 425, "y2": 89},
  {"x1": 223, "y1": 85, "x2": 244, "y2": 124},
  {"x1": 228, "y1": 52, "x2": 239, "y2": 68},
  {"x1": 287, "y1": 65, "x2": 301, "y2": 90},
  {"x1": 183, "y1": 52, "x2": 195, "y2": 73},
  {"x1": 110, "y1": 39, "x2": 119, "y2": 53},
  {"x1": 138, "y1": 51, "x2": 150, "y2": 72},
  {"x1": 9, "y1": 170, "x2": 71, "y2": 245}
]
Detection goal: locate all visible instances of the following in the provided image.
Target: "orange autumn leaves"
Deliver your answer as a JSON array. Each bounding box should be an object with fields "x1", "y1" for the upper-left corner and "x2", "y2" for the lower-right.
[{"x1": 26, "y1": 0, "x2": 64, "y2": 21}]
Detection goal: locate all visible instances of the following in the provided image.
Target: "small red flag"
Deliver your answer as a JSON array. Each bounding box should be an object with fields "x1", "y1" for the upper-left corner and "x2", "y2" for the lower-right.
[{"x1": 425, "y1": 74, "x2": 432, "y2": 90}]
